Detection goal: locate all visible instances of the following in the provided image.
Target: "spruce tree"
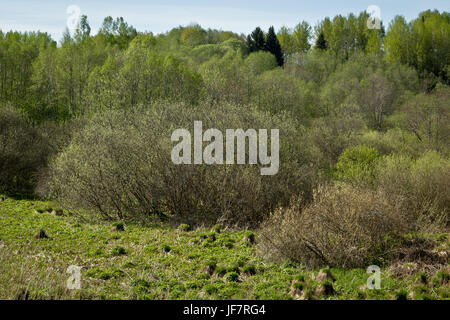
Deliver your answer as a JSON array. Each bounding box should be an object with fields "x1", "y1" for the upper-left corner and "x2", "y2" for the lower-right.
[
  {"x1": 246, "y1": 35, "x2": 255, "y2": 53},
  {"x1": 248, "y1": 27, "x2": 266, "y2": 53},
  {"x1": 315, "y1": 32, "x2": 327, "y2": 50},
  {"x1": 265, "y1": 26, "x2": 284, "y2": 66}
]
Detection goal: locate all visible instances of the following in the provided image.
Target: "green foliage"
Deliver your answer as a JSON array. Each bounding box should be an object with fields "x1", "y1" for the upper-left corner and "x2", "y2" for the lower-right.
[
  {"x1": 0, "y1": 107, "x2": 50, "y2": 194},
  {"x1": 86, "y1": 267, "x2": 125, "y2": 280},
  {"x1": 244, "y1": 231, "x2": 255, "y2": 238},
  {"x1": 357, "y1": 129, "x2": 421, "y2": 157},
  {"x1": 395, "y1": 289, "x2": 408, "y2": 300},
  {"x1": 1, "y1": 10, "x2": 449, "y2": 301},
  {"x1": 205, "y1": 259, "x2": 217, "y2": 269},
  {"x1": 432, "y1": 270, "x2": 450, "y2": 286},
  {"x1": 99, "y1": 16, "x2": 138, "y2": 49},
  {"x1": 314, "y1": 12, "x2": 381, "y2": 60},
  {"x1": 180, "y1": 24, "x2": 207, "y2": 47},
  {"x1": 416, "y1": 272, "x2": 427, "y2": 284},
  {"x1": 0, "y1": 31, "x2": 55, "y2": 111},
  {"x1": 0, "y1": 198, "x2": 448, "y2": 300},
  {"x1": 110, "y1": 246, "x2": 127, "y2": 256},
  {"x1": 247, "y1": 26, "x2": 283, "y2": 66},
  {"x1": 132, "y1": 278, "x2": 152, "y2": 295},
  {"x1": 112, "y1": 222, "x2": 125, "y2": 231},
  {"x1": 385, "y1": 10, "x2": 450, "y2": 83},
  {"x1": 253, "y1": 68, "x2": 316, "y2": 119},
  {"x1": 242, "y1": 265, "x2": 256, "y2": 275},
  {"x1": 396, "y1": 84, "x2": 450, "y2": 153},
  {"x1": 224, "y1": 272, "x2": 239, "y2": 282},
  {"x1": 293, "y1": 273, "x2": 305, "y2": 282},
  {"x1": 1, "y1": 10, "x2": 448, "y2": 124},
  {"x1": 278, "y1": 22, "x2": 312, "y2": 55},
  {"x1": 244, "y1": 51, "x2": 277, "y2": 75},
  {"x1": 334, "y1": 145, "x2": 380, "y2": 185},
  {"x1": 161, "y1": 244, "x2": 171, "y2": 253},
  {"x1": 178, "y1": 224, "x2": 191, "y2": 232}
]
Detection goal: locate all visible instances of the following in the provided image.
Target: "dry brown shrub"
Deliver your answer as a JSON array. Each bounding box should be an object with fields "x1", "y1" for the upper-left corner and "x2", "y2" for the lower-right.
[
  {"x1": 377, "y1": 152, "x2": 450, "y2": 231},
  {"x1": 257, "y1": 184, "x2": 407, "y2": 268}
]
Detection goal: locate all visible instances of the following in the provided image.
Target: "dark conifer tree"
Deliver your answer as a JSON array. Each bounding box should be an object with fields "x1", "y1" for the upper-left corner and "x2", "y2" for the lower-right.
[
  {"x1": 265, "y1": 26, "x2": 284, "y2": 66},
  {"x1": 315, "y1": 32, "x2": 327, "y2": 50},
  {"x1": 246, "y1": 34, "x2": 255, "y2": 53},
  {"x1": 247, "y1": 27, "x2": 266, "y2": 53}
]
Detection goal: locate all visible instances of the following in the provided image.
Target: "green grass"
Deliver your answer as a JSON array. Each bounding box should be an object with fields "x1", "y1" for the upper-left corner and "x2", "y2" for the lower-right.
[{"x1": 0, "y1": 197, "x2": 448, "y2": 300}]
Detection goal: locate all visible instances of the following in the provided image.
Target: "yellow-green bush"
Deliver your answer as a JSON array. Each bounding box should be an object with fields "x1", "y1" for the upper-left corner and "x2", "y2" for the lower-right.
[{"x1": 334, "y1": 145, "x2": 380, "y2": 186}]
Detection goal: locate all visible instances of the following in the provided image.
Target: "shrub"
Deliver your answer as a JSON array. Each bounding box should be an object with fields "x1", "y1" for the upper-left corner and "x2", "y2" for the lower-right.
[
  {"x1": 0, "y1": 107, "x2": 50, "y2": 194},
  {"x1": 45, "y1": 101, "x2": 315, "y2": 227},
  {"x1": 253, "y1": 69, "x2": 316, "y2": 119},
  {"x1": 257, "y1": 184, "x2": 406, "y2": 268},
  {"x1": 305, "y1": 117, "x2": 364, "y2": 171},
  {"x1": 357, "y1": 129, "x2": 421, "y2": 157},
  {"x1": 377, "y1": 151, "x2": 450, "y2": 230},
  {"x1": 334, "y1": 145, "x2": 380, "y2": 185},
  {"x1": 244, "y1": 51, "x2": 278, "y2": 76}
]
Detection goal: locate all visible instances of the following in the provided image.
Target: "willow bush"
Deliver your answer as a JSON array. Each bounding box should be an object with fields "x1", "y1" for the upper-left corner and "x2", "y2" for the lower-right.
[
  {"x1": 44, "y1": 101, "x2": 316, "y2": 227},
  {"x1": 257, "y1": 184, "x2": 407, "y2": 268}
]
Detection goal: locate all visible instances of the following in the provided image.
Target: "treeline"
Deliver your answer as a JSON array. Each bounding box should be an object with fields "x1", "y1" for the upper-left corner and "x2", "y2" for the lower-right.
[{"x1": 0, "y1": 10, "x2": 449, "y2": 122}]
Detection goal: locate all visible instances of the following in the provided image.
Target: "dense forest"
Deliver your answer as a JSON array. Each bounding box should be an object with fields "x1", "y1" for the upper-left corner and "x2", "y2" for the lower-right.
[
  {"x1": 0, "y1": 9, "x2": 449, "y2": 274},
  {"x1": 0, "y1": 10, "x2": 449, "y2": 121}
]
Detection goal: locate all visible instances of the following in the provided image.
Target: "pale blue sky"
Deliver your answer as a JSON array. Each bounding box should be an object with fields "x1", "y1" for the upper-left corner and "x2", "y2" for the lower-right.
[{"x1": 0, "y1": 0, "x2": 449, "y2": 41}]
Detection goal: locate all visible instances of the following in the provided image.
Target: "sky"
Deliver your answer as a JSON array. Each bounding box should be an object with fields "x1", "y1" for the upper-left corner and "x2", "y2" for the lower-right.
[{"x1": 0, "y1": 0, "x2": 449, "y2": 41}]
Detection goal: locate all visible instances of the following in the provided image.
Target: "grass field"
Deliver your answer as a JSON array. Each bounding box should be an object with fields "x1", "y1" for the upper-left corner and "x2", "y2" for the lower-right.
[{"x1": 0, "y1": 196, "x2": 448, "y2": 300}]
